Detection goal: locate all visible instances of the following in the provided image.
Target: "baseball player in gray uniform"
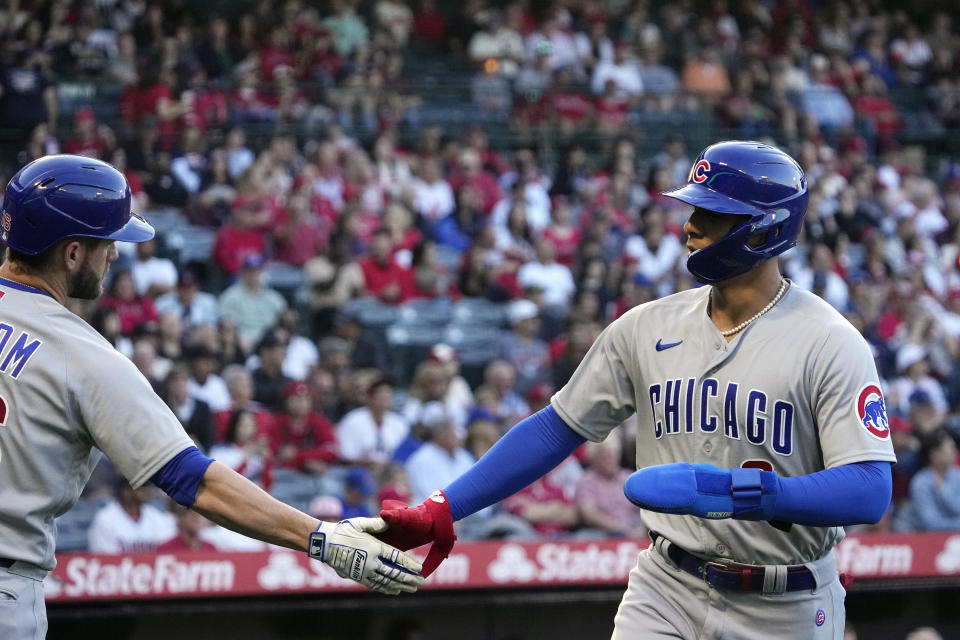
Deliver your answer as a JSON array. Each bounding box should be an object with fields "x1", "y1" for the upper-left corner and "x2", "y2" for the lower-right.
[
  {"x1": 373, "y1": 142, "x2": 895, "y2": 638},
  {"x1": 0, "y1": 155, "x2": 423, "y2": 639}
]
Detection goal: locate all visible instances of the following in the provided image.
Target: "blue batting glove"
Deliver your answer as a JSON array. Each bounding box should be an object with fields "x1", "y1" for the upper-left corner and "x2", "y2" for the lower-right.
[{"x1": 623, "y1": 463, "x2": 779, "y2": 520}]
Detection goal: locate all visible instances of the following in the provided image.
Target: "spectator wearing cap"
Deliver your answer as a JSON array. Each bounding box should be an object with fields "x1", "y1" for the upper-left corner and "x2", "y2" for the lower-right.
[
  {"x1": 907, "y1": 390, "x2": 945, "y2": 437},
  {"x1": 131, "y1": 238, "x2": 178, "y2": 299},
  {"x1": 498, "y1": 299, "x2": 551, "y2": 395},
  {"x1": 905, "y1": 429, "x2": 960, "y2": 531},
  {"x1": 337, "y1": 377, "x2": 410, "y2": 470},
  {"x1": 340, "y1": 466, "x2": 376, "y2": 518},
  {"x1": 358, "y1": 229, "x2": 415, "y2": 304},
  {"x1": 270, "y1": 380, "x2": 338, "y2": 474},
  {"x1": 574, "y1": 438, "x2": 646, "y2": 538},
  {"x1": 155, "y1": 270, "x2": 220, "y2": 328},
  {"x1": 184, "y1": 343, "x2": 230, "y2": 412},
  {"x1": 211, "y1": 199, "x2": 268, "y2": 276},
  {"x1": 517, "y1": 238, "x2": 576, "y2": 311},
  {"x1": 889, "y1": 343, "x2": 948, "y2": 419},
  {"x1": 404, "y1": 413, "x2": 475, "y2": 505},
  {"x1": 218, "y1": 253, "x2": 288, "y2": 351}
]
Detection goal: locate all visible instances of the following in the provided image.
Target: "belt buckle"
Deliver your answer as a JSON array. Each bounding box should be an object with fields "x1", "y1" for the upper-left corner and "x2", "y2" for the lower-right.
[{"x1": 700, "y1": 560, "x2": 732, "y2": 580}]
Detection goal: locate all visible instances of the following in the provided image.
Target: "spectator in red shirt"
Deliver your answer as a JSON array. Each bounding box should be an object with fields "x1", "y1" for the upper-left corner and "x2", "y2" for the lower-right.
[
  {"x1": 854, "y1": 73, "x2": 902, "y2": 143},
  {"x1": 547, "y1": 69, "x2": 595, "y2": 139},
  {"x1": 259, "y1": 26, "x2": 296, "y2": 80},
  {"x1": 448, "y1": 148, "x2": 502, "y2": 215},
  {"x1": 156, "y1": 503, "x2": 218, "y2": 552},
  {"x1": 359, "y1": 229, "x2": 414, "y2": 303},
  {"x1": 271, "y1": 381, "x2": 339, "y2": 474},
  {"x1": 62, "y1": 108, "x2": 108, "y2": 159},
  {"x1": 98, "y1": 269, "x2": 159, "y2": 336},
  {"x1": 502, "y1": 474, "x2": 579, "y2": 537},
  {"x1": 214, "y1": 364, "x2": 277, "y2": 442},
  {"x1": 542, "y1": 196, "x2": 581, "y2": 267},
  {"x1": 272, "y1": 192, "x2": 327, "y2": 266},
  {"x1": 595, "y1": 79, "x2": 629, "y2": 134},
  {"x1": 413, "y1": 0, "x2": 447, "y2": 44},
  {"x1": 211, "y1": 198, "x2": 268, "y2": 276}
]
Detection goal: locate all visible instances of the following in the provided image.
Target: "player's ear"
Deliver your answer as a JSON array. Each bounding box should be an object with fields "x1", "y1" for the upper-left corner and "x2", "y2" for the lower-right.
[{"x1": 60, "y1": 239, "x2": 85, "y2": 272}]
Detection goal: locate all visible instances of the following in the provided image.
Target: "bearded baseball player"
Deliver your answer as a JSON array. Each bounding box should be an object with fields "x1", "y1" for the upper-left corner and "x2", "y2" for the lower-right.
[
  {"x1": 0, "y1": 155, "x2": 423, "y2": 639},
  {"x1": 376, "y1": 141, "x2": 895, "y2": 639}
]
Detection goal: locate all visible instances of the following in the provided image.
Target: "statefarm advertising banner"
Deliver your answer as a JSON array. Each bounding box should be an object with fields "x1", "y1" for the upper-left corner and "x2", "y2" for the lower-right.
[{"x1": 45, "y1": 533, "x2": 960, "y2": 602}]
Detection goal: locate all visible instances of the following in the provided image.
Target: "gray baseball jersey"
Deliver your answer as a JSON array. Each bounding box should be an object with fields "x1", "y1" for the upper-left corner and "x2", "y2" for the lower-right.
[
  {"x1": 0, "y1": 278, "x2": 194, "y2": 571},
  {"x1": 552, "y1": 282, "x2": 896, "y2": 566}
]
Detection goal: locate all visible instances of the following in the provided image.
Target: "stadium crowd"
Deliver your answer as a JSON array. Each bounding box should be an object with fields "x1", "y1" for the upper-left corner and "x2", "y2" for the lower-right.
[{"x1": 1, "y1": 0, "x2": 960, "y2": 558}]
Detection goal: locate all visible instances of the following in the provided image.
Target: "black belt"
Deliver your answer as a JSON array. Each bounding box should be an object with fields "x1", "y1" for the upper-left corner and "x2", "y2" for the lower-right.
[
  {"x1": 651, "y1": 533, "x2": 816, "y2": 592},
  {"x1": 0, "y1": 558, "x2": 15, "y2": 569}
]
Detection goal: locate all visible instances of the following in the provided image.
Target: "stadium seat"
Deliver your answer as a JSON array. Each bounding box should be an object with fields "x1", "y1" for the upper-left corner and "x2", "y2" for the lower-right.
[
  {"x1": 387, "y1": 322, "x2": 442, "y2": 386},
  {"x1": 451, "y1": 298, "x2": 508, "y2": 328},
  {"x1": 55, "y1": 498, "x2": 109, "y2": 552}
]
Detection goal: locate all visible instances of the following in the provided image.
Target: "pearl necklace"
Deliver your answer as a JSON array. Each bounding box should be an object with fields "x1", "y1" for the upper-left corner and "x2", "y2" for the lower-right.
[{"x1": 712, "y1": 278, "x2": 789, "y2": 337}]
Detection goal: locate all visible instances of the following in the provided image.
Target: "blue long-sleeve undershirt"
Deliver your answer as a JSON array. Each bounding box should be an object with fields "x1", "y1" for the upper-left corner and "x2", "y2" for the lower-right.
[
  {"x1": 444, "y1": 406, "x2": 892, "y2": 528},
  {"x1": 774, "y1": 460, "x2": 892, "y2": 526},
  {"x1": 445, "y1": 406, "x2": 585, "y2": 521}
]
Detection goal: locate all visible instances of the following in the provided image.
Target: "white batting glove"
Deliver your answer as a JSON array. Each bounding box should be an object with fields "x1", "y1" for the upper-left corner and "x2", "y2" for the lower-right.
[{"x1": 308, "y1": 517, "x2": 425, "y2": 595}]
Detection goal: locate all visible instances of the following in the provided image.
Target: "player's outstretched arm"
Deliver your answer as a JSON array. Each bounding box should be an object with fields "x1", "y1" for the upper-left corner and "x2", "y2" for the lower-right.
[
  {"x1": 190, "y1": 461, "x2": 424, "y2": 594},
  {"x1": 623, "y1": 460, "x2": 892, "y2": 527}
]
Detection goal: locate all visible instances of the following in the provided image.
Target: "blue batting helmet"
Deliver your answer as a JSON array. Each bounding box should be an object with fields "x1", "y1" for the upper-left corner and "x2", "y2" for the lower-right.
[
  {"x1": 1, "y1": 154, "x2": 154, "y2": 256},
  {"x1": 661, "y1": 141, "x2": 808, "y2": 283}
]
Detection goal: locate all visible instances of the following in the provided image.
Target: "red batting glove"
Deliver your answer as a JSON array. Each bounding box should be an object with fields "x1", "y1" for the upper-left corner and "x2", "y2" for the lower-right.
[{"x1": 376, "y1": 490, "x2": 456, "y2": 577}]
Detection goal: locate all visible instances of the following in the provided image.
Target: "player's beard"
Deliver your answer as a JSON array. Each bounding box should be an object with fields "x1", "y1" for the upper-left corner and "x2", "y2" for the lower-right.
[{"x1": 67, "y1": 256, "x2": 105, "y2": 299}]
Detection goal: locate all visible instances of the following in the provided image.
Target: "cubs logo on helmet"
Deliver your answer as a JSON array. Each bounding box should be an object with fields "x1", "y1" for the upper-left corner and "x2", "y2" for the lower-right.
[
  {"x1": 856, "y1": 384, "x2": 889, "y2": 440},
  {"x1": 690, "y1": 160, "x2": 711, "y2": 184}
]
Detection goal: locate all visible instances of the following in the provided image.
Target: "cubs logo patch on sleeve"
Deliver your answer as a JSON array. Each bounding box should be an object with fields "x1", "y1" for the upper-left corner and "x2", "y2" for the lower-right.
[{"x1": 856, "y1": 384, "x2": 889, "y2": 440}]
